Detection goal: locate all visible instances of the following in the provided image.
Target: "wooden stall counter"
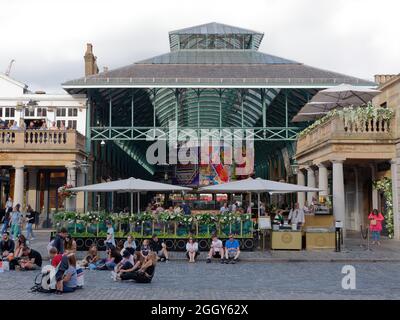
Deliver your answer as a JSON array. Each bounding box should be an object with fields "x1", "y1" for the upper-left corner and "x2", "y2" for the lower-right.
[
  {"x1": 304, "y1": 215, "x2": 335, "y2": 250},
  {"x1": 271, "y1": 230, "x2": 302, "y2": 250}
]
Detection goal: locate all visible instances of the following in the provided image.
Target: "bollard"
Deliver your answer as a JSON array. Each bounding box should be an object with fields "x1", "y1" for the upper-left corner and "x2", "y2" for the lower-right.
[{"x1": 335, "y1": 220, "x2": 343, "y2": 252}]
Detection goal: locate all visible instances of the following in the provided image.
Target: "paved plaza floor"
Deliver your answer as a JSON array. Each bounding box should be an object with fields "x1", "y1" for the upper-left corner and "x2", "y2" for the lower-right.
[{"x1": 1, "y1": 231, "x2": 400, "y2": 300}]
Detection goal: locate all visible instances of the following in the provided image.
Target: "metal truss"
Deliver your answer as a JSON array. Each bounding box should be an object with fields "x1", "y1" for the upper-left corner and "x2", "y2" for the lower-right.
[{"x1": 90, "y1": 126, "x2": 301, "y2": 141}]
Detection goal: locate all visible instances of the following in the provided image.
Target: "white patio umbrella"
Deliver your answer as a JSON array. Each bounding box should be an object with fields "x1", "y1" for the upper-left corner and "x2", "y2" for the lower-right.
[
  {"x1": 199, "y1": 177, "x2": 320, "y2": 218},
  {"x1": 292, "y1": 84, "x2": 380, "y2": 122},
  {"x1": 309, "y1": 83, "x2": 380, "y2": 106},
  {"x1": 70, "y1": 177, "x2": 192, "y2": 213}
]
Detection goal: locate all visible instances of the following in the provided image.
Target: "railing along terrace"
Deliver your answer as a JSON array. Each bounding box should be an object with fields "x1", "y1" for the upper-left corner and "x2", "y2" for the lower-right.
[
  {"x1": 297, "y1": 106, "x2": 394, "y2": 154},
  {"x1": 0, "y1": 129, "x2": 85, "y2": 151}
]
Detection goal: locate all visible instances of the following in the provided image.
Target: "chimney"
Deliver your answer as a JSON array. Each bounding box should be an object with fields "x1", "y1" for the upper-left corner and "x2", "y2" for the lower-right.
[
  {"x1": 84, "y1": 43, "x2": 99, "y2": 76},
  {"x1": 374, "y1": 74, "x2": 397, "y2": 85}
]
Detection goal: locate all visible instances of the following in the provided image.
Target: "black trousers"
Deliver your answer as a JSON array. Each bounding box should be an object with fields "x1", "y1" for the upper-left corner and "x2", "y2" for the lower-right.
[{"x1": 120, "y1": 270, "x2": 153, "y2": 283}]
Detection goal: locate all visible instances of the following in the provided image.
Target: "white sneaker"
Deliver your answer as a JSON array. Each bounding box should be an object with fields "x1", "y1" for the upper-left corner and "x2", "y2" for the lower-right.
[{"x1": 111, "y1": 271, "x2": 117, "y2": 281}]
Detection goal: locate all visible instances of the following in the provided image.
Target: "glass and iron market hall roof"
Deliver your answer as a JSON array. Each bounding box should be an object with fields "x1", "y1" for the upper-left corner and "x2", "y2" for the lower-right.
[{"x1": 62, "y1": 22, "x2": 375, "y2": 90}]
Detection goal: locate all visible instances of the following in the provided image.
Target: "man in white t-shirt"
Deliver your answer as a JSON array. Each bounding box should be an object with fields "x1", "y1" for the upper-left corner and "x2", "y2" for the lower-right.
[
  {"x1": 206, "y1": 235, "x2": 225, "y2": 264},
  {"x1": 288, "y1": 203, "x2": 305, "y2": 227},
  {"x1": 220, "y1": 203, "x2": 228, "y2": 214}
]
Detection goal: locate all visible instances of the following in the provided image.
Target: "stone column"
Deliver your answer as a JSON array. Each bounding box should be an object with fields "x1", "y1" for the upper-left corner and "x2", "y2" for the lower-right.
[
  {"x1": 65, "y1": 164, "x2": 77, "y2": 211},
  {"x1": 391, "y1": 159, "x2": 399, "y2": 240},
  {"x1": 13, "y1": 165, "x2": 25, "y2": 208},
  {"x1": 27, "y1": 168, "x2": 38, "y2": 211},
  {"x1": 318, "y1": 163, "x2": 328, "y2": 197},
  {"x1": 370, "y1": 164, "x2": 378, "y2": 210},
  {"x1": 306, "y1": 166, "x2": 316, "y2": 204},
  {"x1": 297, "y1": 170, "x2": 306, "y2": 207},
  {"x1": 332, "y1": 160, "x2": 346, "y2": 236}
]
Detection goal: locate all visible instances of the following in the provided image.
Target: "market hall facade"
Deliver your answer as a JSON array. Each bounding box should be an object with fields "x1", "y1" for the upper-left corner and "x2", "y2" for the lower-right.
[{"x1": 1, "y1": 22, "x2": 399, "y2": 239}]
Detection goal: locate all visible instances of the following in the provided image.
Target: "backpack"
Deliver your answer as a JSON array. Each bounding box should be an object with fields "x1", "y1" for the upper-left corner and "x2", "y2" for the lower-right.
[{"x1": 30, "y1": 265, "x2": 57, "y2": 293}]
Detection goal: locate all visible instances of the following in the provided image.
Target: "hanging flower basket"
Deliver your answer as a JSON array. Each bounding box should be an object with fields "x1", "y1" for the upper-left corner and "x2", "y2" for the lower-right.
[{"x1": 58, "y1": 184, "x2": 77, "y2": 199}]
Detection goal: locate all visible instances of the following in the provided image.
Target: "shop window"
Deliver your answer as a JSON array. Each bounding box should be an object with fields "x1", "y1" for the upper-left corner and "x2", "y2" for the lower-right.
[
  {"x1": 68, "y1": 108, "x2": 78, "y2": 117},
  {"x1": 56, "y1": 108, "x2": 66, "y2": 117},
  {"x1": 67, "y1": 120, "x2": 77, "y2": 129},
  {"x1": 5, "y1": 107, "x2": 15, "y2": 118}
]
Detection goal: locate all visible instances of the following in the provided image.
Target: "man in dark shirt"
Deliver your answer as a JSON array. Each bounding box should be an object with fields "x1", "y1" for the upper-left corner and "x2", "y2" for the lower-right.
[
  {"x1": 20, "y1": 246, "x2": 42, "y2": 270},
  {"x1": 0, "y1": 231, "x2": 15, "y2": 259},
  {"x1": 149, "y1": 234, "x2": 169, "y2": 262},
  {"x1": 53, "y1": 228, "x2": 68, "y2": 254}
]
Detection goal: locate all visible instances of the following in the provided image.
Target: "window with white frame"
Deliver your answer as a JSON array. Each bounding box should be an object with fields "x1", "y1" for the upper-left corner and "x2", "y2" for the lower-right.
[
  {"x1": 37, "y1": 108, "x2": 47, "y2": 117},
  {"x1": 5, "y1": 107, "x2": 15, "y2": 118},
  {"x1": 56, "y1": 107, "x2": 78, "y2": 130}
]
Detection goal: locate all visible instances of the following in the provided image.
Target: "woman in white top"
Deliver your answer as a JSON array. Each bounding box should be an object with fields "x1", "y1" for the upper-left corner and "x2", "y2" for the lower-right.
[{"x1": 186, "y1": 237, "x2": 199, "y2": 263}]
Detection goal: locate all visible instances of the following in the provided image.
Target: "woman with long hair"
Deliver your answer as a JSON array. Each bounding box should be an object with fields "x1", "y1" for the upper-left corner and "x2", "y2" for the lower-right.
[
  {"x1": 64, "y1": 235, "x2": 77, "y2": 254},
  {"x1": 368, "y1": 209, "x2": 385, "y2": 245},
  {"x1": 81, "y1": 245, "x2": 100, "y2": 270}
]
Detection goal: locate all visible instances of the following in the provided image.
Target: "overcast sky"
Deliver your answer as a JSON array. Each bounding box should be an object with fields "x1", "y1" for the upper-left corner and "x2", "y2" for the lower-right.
[{"x1": 1, "y1": 0, "x2": 399, "y2": 93}]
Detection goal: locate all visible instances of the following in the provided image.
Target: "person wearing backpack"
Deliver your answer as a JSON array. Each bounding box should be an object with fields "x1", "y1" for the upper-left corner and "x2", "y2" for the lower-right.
[{"x1": 52, "y1": 228, "x2": 68, "y2": 254}]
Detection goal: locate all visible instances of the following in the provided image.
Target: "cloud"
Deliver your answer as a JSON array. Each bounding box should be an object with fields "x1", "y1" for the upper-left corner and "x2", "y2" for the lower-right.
[{"x1": 0, "y1": 0, "x2": 399, "y2": 93}]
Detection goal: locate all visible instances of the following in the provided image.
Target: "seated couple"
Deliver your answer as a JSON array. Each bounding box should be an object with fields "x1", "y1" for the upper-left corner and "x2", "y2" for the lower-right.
[
  {"x1": 206, "y1": 234, "x2": 240, "y2": 264},
  {"x1": 111, "y1": 240, "x2": 157, "y2": 283},
  {"x1": 48, "y1": 247, "x2": 78, "y2": 295}
]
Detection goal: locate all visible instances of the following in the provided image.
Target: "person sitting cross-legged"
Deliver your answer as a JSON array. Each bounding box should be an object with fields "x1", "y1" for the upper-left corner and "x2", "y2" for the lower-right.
[
  {"x1": 149, "y1": 234, "x2": 169, "y2": 262},
  {"x1": 206, "y1": 235, "x2": 225, "y2": 264},
  {"x1": 224, "y1": 233, "x2": 240, "y2": 264},
  {"x1": 113, "y1": 251, "x2": 142, "y2": 281},
  {"x1": 0, "y1": 231, "x2": 15, "y2": 262},
  {"x1": 119, "y1": 251, "x2": 157, "y2": 283},
  {"x1": 18, "y1": 246, "x2": 42, "y2": 270}
]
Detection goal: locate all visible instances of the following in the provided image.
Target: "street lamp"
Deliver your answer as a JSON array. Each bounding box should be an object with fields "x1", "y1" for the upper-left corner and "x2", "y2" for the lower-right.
[{"x1": 77, "y1": 159, "x2": 90, "y2": 212}]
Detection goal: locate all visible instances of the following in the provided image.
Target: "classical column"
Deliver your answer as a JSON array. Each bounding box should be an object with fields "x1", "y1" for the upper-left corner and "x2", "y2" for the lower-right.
[
  {"x1": 297, "y1": 170, "x2": 305, "y2": 207},
  {"x1": 332, "y1": 160, "x2": 346, "y2": 236},
  {"x1": 391, "y1": 159, "x2": 399, "y2": 240},
  {"x1": 370, "y1": 164, "x2": 378, "y2": 210},
  {"x1": 27, "y1": 168, "x2": 38, "y2": 211},
  {"x1": 65, "y1": 164, "x2": 77, "y2": 211},
  {"x1": 306, "y1": 166, "x2": 316, "y2": 204},
  {"x1": 318, "y1": 163, "x2": 328, "y2": 197},
  {"x1": 13, "y1": 165, "x2": 25, "y2": 208}
]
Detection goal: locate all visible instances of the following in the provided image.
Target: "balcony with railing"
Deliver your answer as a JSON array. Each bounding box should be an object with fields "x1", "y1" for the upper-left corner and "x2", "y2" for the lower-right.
[
  {"x1": 0, "y1": 129, "x2": 86, "y2": 152},
  {"x1": 296, "y1": 107, "x2": 395, "y2": 157}
]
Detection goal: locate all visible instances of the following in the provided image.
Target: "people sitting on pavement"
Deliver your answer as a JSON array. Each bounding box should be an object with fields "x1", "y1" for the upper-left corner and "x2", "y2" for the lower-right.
[
  {"x1": 18, "y1": 246, "x2": 42, "y2": 270},
  {"x1": 61, "y1": 254, "x2": 78, "y2": 294},
  {"x1": 97, "y1": 247, "x2": 122, "y2": 270},
  {"x1": 105, "y1": 221, "x2": 116, "y2": 250},
  {"x1": 0, "y1": 231, "x2": 15, "y2": 261},
  {"x1": 14, "y1": 234, "x2": 28, "y2": 258},
  {"x1": 186, "y1": 236, "x2": 199, "y2": 263},
  {"x1": 55, "y1": 253, "x2": 70, "y2": 295},
  {"x1": 206, "y1": 235, "x2": 225, "y2": 264},
  {"x1": 49, "y1": 247, "x2": 65, "y2": 268},
  {"x1": 119, "y1": 251, "x2": 157, "y2": 283},
  {"x1": 111, "y1": 250, "x2": 137, "y2": 281},
  {"x1": 224, "y1": 234, "x2": 240, "y2": 264},
  {"x1": 64, "y1": 234, "x2": 77, "y2": 254},
  {"x1": 139, "y1": 239, "x2": 151, "y2": 257},
  {"x1": 81, "y1": 245, "x2": 100, "y2": 270},
  {"x1": 149, "y1": 234, "x2": 169, "y2": 262},
  {"x1": 121, "y1": 235, "x2": 137, "y2": 256}
]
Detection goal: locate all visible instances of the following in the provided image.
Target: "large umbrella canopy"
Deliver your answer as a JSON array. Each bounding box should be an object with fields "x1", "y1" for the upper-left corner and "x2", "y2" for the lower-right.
[
  {"x1": 309, "y1": 83, "x2": 380, "y2": 105},
  {"x1": 199, "y1": 177, "x2": 319, "y2": 193},
  {"x1": 70, "y1": 177, "x2": 192, "y2": 213},
  {"x1": 292, "y1": 84, "x2": 380, "y2": 122},
  {"x1": 70, "y1": 177, "x2": 192, "y2": 192}
]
